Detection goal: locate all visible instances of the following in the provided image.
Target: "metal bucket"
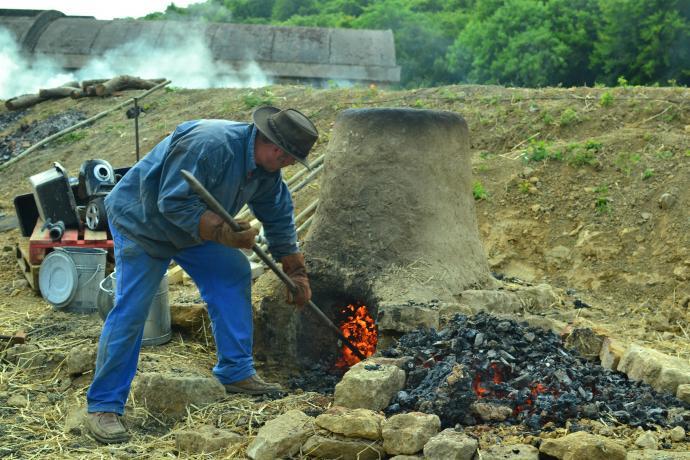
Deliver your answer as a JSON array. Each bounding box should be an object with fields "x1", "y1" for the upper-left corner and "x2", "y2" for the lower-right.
[
  {"x1": 61, "y1": 247, "x2": 106, "y2": 314},
  {"x1": 97, "y1": 271, "x2": 172, "y2": 346}
]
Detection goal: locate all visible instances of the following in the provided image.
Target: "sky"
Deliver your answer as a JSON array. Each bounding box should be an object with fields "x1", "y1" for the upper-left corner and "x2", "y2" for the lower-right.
[{"x1": 0, "y1": 0, "x2": 200, "y2": 20}]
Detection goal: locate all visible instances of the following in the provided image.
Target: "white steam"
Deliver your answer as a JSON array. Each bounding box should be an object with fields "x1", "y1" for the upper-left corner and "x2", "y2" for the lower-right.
[{"x1": 0, "y1": 26, "x2": 271, "y2": 100}]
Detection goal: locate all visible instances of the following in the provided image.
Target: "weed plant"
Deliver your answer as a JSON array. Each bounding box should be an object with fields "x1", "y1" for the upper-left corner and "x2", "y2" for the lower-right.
[{"x1": 472, "y1": 181, "x2": 488, "y2": 200}]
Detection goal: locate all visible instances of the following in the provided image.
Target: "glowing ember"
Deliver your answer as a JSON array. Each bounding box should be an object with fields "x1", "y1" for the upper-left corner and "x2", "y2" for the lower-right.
[
  {"x1": 473, "y1": 363, "x2": 504, "y2": 398},
  {"x1": 335, "y1": 303, "x2": 378, "y2": 368},
  {"x1": 472, "y1": 362, "x2": 550, "y2": 414}
]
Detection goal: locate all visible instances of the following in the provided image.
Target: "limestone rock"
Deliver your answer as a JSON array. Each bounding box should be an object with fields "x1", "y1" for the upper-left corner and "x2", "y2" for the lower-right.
[
  {"x1": 539, "y1": 431, "x2": 625, "y2": 460},
  {"x1": 423, "y1": 428, "x2": 477, "y2": 460},
  {"x1": 520, "y1": 315, "x2": 568, "y2": 335},
  {"x1": 170, "y1": 303, "x2": 209, "y2": 330},
  {"x1": 377, "y1": 302, "x2": 439, "y2": 332},
  {"x1": 670, "y1": 426, "x2": 686, "y2": 442},
  {"x1": 599, "y1": 337, "x2": 625, "y2": 370},
  {"x1": 458, "y1": 290, "x2": 523, "y2": 314},
  {"x1": 132, "y1": 373, "x2": 226, "y2": 418},
  {"x1": 658, "y1": 193, "x2": 676, "y2": 209},
  {"x1": 678, "y1": 384, "x2": 690, "y2": 403},
  {"x1": 515, "y1": 284, "x2": 560, "y2": 310},
  {"x1": 626, "y1": 450, "x2": 690, "y2": 459},
  {"x1": 635, "y1": 431, "x2": 658, "y2": 449},
  {"x1": 315, "y1": 406, "x2": 384, "y2": 440},
  {"x1": 471, "y1": 402, "x2": 513, "y2": 422},
  {"x1": 302, "y1": 433, "x2": 385, "y2": 460},
  {"x1": 334, "y1": 361, "x2": 406, "y2": 411},
  {"x1": 564, "y1": 327, "x2": 605, "y2": 360},
  {"x1": 382, "y1": 412, "x2": 441, "y2": 455},
  {"x1": 617, "y1": 344, "x2": 690, "y2": 395},
  {"x1": 175, "y1": 425, "x2": 242, "y2": 454},
  {"x1": 66, "y1": 344, "x2": 97, "y2": 375},
  {"x1": 480, "y1": 444, "x2": 540, "y2": 459},
  {"x1": 63, "y1": 406, "x2": 86, "y2": 434},
  {"x1": 246, "y1": 410, "x2": 313, "y2": 460}
]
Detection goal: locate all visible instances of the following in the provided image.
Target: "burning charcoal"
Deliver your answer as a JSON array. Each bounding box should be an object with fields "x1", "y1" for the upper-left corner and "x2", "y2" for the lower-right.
[{"x1": 471, "y1": 402, "x2": 513, "y2": 422}]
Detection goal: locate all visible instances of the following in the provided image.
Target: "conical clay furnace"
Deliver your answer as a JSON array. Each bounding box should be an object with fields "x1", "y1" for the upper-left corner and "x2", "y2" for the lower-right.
[{"x1": 254, "y1": 108, "x2": 493, "y2": 368}]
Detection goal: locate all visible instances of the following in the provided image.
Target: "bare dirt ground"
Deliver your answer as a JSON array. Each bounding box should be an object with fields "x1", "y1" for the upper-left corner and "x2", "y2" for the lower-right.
[{"x1": 0, "y1": 84, "x2": 687, "y2": 457}]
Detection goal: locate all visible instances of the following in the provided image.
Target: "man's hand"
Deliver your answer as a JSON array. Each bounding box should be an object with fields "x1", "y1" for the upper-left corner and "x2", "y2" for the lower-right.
[
  {"x1": 280, "y1": 253, "x2": 311, "y2": 307},
  {"x1": 199, "y1": 211, "x2": 258, "y2": 249}
]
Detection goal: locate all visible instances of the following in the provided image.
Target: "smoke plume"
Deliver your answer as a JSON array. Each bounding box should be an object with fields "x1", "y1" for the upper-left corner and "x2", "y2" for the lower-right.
[{"x1": 0, "y1": 25, "x2": 270, "y2": 100}]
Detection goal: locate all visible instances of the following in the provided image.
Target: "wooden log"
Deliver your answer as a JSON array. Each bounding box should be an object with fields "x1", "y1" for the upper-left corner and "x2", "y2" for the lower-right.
[
  {"x1": 70, "y1": 88, "x2": 87, "y2": 99},
  {"x1": 0, "y1": 79, "x2": 170, "y2": 172},
  {"x1": 5, "y1": 93, "x2": 45, "y2": 111},
  {"x1": 85, "y1": 85, "x2": 98, "y2": 97},
  {"x1": 95, "y1": 75, "x2": 167, "y2": 97},
  {"x1": 81, "y1": 79, "x2": 108, "y2": 90},
  {"x1": 39, "y1": 86, "x2": 80, "y2": 99},
  {"x1": 60, "y1": 80, "x2": 79, "y2": 88}
]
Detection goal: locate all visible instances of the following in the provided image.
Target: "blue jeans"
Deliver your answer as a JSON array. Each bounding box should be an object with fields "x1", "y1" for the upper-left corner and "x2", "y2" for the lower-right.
[{"x1": 87, "y1": 224, "x2": 254, "y2": 414}]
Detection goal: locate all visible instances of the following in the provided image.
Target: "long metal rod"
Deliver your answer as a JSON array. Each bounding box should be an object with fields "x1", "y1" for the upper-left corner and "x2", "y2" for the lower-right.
[{"x1": 181, "y1": 169, "x2": 366, "y2": 361}]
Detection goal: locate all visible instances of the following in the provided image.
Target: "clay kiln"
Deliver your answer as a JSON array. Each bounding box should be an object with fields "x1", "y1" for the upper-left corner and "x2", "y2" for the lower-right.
[{"x1": 254, "y1": 108, "x2": 492, "y2": 369}]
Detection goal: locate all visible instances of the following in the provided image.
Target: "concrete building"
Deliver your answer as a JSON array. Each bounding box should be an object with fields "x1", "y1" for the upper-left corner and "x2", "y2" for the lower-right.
[{"x1": 0, "y1": 9, "x2": 400, "y2": 85}]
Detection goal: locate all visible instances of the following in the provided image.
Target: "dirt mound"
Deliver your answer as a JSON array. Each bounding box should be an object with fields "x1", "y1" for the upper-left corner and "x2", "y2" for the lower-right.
[{"x1": 0, "y1": 83, "x2": 687, "y2": 457}]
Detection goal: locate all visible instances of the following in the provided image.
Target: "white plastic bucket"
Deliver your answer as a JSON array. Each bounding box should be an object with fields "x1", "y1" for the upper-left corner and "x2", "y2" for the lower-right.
[
  {"x1": 97, "y1": 271, "x2": 171, "y2": 346},
  {"x1": 61, "y1": 247, "x2": 106, "y2": 314}
]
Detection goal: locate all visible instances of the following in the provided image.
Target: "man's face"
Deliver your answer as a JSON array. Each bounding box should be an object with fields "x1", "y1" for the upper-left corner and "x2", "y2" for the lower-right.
[{"x1": 263, "y1": 146, "x2": 297, "y2": 172}]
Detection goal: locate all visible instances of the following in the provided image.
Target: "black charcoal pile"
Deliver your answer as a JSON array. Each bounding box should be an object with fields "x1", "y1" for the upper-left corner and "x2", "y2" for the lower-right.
[
  {"x1": 0, "y1": 110, "x2": 87, "y2": 164},
  {"x1": 382, "y1": 312, "x2": 690, "y2": 430},
  {"x1": 0, "y1": 109, "x2": 26, "y2": 132},
  {"x1": 288, "y1": 361, "x2": 346, "y2": 394}
]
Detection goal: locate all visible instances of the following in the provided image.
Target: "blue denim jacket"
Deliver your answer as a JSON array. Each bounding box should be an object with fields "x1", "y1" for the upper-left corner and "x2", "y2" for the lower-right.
[{"x1": 104, "y1": 119, "x2": 298, "y2": 260}]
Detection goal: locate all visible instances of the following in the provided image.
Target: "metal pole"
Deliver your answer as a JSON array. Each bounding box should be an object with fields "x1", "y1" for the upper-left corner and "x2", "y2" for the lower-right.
[
  {"x1": 181, "y1": 169, "x2": 366, "y2": 361},
  {"x1": 133, "y1": 97, "x2": 140, "y2": 162}
]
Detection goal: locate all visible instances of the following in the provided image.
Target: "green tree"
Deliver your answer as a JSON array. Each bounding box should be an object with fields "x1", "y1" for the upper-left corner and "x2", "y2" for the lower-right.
[
  {"x1": 592, "y1": 0, "x2": 690, "y2": 85},
  {"x1": 446, "y1": 0, "x2": 599, "y2": 86},
  {"x1": 272, "y1": 0, "x2": 318, "y2": 21},
  {"x1": 353, "y1": 0, "x2": 460, "y2": 86}
]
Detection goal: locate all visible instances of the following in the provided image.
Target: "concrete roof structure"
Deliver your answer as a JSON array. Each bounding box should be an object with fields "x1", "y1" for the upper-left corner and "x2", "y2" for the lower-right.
[{"x1": 0, "y1": 9, "x2": 401, "y2": 84}]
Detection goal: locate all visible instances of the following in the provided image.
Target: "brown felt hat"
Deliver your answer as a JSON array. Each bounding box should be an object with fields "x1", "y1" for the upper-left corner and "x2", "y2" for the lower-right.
[{"x1": 252, "y1": 106, "x2": 318, "y2": 170}]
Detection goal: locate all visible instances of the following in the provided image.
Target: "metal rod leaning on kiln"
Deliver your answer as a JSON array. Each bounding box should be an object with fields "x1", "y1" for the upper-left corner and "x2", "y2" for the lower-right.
[{"x1": 180, "y1": 169, "x2": 367, "y2": 361}]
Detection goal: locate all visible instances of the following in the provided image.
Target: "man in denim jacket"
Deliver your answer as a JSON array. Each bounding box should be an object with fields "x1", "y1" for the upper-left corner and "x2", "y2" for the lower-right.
[{"x1": 85, "y1": 106, "x2": 317, "y2": 444}]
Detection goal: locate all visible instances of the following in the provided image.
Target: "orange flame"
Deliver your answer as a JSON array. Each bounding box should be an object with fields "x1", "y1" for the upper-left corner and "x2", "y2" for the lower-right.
[
  {"x1": 473, "y1": 363, "x2": 503, "y2": 398},
  {"x1": 335, "y1": 304, "x2": 378, "y2": 368}
]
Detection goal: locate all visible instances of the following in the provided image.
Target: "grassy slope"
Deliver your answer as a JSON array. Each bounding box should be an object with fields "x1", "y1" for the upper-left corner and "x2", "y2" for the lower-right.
[{"x1": 0, "y1": 83, "x2": 688, "y2": 456}]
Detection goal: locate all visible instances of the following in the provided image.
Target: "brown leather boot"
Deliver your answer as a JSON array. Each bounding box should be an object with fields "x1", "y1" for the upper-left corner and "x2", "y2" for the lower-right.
[
  {"x1": 224, "y1": 374, "x2": 283, "y2": 395},
  {"x1": 85, "y1": 412, "x2": 130, "y2": 444}
]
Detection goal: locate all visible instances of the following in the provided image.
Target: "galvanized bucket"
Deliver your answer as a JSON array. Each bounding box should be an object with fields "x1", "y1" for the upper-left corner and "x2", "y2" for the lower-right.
[
  {"x1": 97, "y1": 271, "x2": 171, "y2": 346},
  {"x1": 40, "y1": 247, "x2": 107, "y2": 314}
]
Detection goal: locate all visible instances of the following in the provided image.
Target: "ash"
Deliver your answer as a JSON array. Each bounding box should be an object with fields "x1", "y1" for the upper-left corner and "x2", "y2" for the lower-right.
[
  {"x1": 382, "y1": 312, "x2": 690, "y2": 431},
  {"x1": 0, "y1": 110, "x2": 87, "y2": 164}
]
